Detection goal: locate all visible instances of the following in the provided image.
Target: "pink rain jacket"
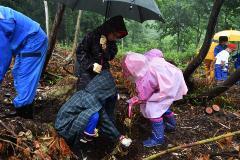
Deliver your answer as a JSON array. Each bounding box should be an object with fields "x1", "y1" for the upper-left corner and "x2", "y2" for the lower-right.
[{"x1": 123, "y1": 49, "x2": 188, "y2": 118}]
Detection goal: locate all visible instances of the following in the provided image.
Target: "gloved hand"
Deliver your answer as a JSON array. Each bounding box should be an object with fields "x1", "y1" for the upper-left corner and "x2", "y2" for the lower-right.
[
  {"x1": 93, "y1": 63, "x2": 102, "y2": 73},
  {"x1": 119, "y1": 135, "x2": 132, "y2": 147},
  {"x1": 127, "y1": 96, "x2": 139, "y2": 106}
]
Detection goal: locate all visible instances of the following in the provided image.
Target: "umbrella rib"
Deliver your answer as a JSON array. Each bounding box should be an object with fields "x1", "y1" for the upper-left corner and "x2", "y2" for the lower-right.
[
  {"x1": 104, "y1": 1, "x2": 111, "y2": 21},
  {"x1": 72, "y1": 0, "x2": 79, "y2": 10},
  {"x1": 137, "y1": 6, "x2": 144, "y2": 23}
]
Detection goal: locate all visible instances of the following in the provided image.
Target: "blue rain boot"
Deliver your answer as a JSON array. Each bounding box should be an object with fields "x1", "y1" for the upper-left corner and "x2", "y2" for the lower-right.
[
  {"x1": 163, "y1": 112, "x2": 176, "y2": 133},
  {"x1": 143, "y1": 120, "x2": 164, "y2": 148}
]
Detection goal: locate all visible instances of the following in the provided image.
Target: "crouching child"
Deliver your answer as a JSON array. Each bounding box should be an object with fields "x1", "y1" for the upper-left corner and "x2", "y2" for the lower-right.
[
  {"x1": 122, "y1": 49, "x2": 188, "y2": 148},
  {"x1": 55, "y1": 70, "x2": 132, "y2": 154}
]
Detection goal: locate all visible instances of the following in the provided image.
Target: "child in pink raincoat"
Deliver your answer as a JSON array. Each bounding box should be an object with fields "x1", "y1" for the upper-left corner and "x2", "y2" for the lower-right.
[{"x1": 122, "y1": 49, "x2": 188, "y2": 147}]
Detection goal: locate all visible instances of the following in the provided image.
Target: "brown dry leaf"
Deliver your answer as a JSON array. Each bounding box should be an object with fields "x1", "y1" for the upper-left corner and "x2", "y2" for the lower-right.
[
  {"x1": 225, "y1": 136, "x2": 233, "y2": 148},
  {"x1": 34, "y1": 149, "x2": 52, "y2": 160},
  {"x1": 48, "y1": 138, "x2": 58, "y2": 155},
  {"x1": 217, "y1": 135, "x2": 233, "y2": 149},
  {"x1": 23, "y1": 147, "x2": 31, "y2": 158},
  {"x1": 8, "y1": 156, "x2": 20, "y2": 160},
  {"x1": 34, "y1": 140, "x2": 40, "y2": 149},
  {"x1": 124, "y1": 118, "x2": 132, "y2": 128},
  {"x1": 227, "y1": 157, "x2": 234, "y2": 160},
  {"x1": 16, "y1": 138, "x2": 22, "y2": 145},
  {"x1": 0, "y1": 142, "x2": 5, "y2": 153},
  {"x1": 59, "y1": 138, "x2": 72, "y2": 156},
  {"x1": 25, "y1": 130, "x2": 33, "y2": 140},
  {"x1": 216, "y1": 141, "x2": 225, "y2": 150},
  {"x1": 197, "y1": 154, "x2": 210, "y2": 160}
]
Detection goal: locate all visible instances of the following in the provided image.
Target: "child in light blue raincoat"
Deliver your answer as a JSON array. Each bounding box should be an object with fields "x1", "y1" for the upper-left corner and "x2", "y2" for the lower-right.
[{"x1": 0, "y1": 6, "x2": 48, "y2": 119}]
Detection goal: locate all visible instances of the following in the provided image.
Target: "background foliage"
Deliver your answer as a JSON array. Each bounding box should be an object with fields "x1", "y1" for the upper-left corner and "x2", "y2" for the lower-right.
[{"x1": 0, "y1": 0, "x2": 240, "y2": 67}]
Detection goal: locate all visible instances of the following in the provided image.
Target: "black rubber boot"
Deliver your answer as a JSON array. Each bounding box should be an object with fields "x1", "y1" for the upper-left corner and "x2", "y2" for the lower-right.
[{"x1": 16, "y1": 104, "x2": 34, "y2": 119}]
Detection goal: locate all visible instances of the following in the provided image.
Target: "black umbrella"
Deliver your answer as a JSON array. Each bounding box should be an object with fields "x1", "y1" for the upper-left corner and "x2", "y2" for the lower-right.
[{"x1": 57, "y1": 0, "x2": 165, "y2": 23}]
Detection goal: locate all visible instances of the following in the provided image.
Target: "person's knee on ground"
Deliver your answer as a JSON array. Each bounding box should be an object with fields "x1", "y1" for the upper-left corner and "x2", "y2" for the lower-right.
[
  {"x1": 163, "y1": 109, "x2": 176, "y2": 132},
  {"x1": 143, "y1": 118, "x2": 165, "y2": 148}
]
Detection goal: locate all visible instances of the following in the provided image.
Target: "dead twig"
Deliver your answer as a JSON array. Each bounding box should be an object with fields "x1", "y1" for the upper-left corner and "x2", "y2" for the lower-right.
[
  {"x1": 0, "y1": 138, "x2": 34, "y2": 154},
  {"x1": 143, "y1": 130, "x2": 240, "y2": 160},
  {"x1": 0, "y1": 120, "x2": 17, "y2": 137}
]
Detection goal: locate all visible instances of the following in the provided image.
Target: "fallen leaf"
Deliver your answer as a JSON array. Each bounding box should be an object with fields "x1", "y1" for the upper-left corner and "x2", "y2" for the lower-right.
[
  {"x1": 197, "y1": 154, "x2": 210, "y2": 160},
  {"x1": 8, "y1": 156, "x2": 20, "y2": 160},
  {"x1": 59, "y1": 138, "x2": 72, "y2": 156},
  {"x1": 34, "y1": 141, "x2": 40, "y2": 149},
  {"x1": 23, "y1": 147, "x2": 31, "y2": 158},
  {"x1": 0, "y1": 142, "x2": 4, "y2": 153},
  {"x1": 124, "y1": 118, "x2": 132, "y2": 128}
]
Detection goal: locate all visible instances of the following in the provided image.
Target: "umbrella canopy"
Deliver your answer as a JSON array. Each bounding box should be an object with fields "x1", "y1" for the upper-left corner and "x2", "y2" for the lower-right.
[
  {"x1": 56, "y1": 0, "x2": 164, "y2": 23},
  {"x1": 213, "y1": 30, "x2": 240, "y2": 42}
]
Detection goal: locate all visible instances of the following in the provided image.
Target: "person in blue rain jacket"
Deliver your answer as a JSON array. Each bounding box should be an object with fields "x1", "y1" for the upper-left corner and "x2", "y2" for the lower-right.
[
  {"x1": 0, "y1": 6, "x2": 48, "y2": 119},
  {"x1": 214, "y1": 36, "x2": 228, "y2": 57}
]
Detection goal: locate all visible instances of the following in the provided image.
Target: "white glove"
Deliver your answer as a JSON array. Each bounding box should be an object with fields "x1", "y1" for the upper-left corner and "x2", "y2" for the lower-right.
[
  {"x1": 93, "y1": 63, "x2": 102, "y2": 73},
  {"x1": 120, "y1": 136, "x2": 132, "y2": 147}
]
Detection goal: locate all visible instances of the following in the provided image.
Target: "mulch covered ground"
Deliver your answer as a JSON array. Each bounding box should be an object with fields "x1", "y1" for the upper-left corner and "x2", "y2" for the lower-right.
[{"x1": 0, "y1": 48, "x2": 239, "y2": 160}]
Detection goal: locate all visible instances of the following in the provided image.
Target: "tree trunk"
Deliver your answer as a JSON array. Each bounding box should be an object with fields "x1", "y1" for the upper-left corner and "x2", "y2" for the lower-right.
[
  {"x1": 183, "y1": 0, "x2": 225, "y2": 85},
  {"x1": 66, "y1": 10, "x2": 82, "y2": 62},
  {"x1": 203, "y1": 68, "x2": 240, "y2": 100},
  {"x1": 42, "y1": 3, "x2": 66, "y2": 74},
  {"x1": 44, "y1": 0, "x2": 49, "y2": 37}
]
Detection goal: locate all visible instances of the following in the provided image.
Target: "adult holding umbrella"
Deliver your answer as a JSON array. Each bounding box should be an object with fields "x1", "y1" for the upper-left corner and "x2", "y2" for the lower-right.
[
  {"x1": 75, "y1": 15, "x2": 128, "y2": 125},
  {"x1": 76, "y1": 15, "x2": 128, "y2": 90}
]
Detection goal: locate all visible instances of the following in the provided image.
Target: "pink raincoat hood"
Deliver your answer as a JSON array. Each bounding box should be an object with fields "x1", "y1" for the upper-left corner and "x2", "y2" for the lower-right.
[
  {"x1": 122, "y1": 52, "x2": 148, "y2": 79},
  {"x1": 144, "y1": 49, "x2": 164, "y2": 59}
]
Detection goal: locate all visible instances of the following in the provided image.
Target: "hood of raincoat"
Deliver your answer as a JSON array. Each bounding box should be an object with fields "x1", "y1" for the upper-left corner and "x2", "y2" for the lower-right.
[
  {"x1": 96, "y1": 15, "x2": 128, "y2": 39},
  {"x1": 144, "y1": 49, "x2": 164, "y2": 59},
  {"x1": 122, "y1": 52, "x2": 148, "y2": 79}
]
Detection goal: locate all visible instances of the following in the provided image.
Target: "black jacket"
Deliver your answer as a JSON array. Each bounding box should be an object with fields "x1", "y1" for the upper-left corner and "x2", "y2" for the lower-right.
[
  {"x1": 76, "y1": 30, "x2": 117, "y2": 73},
  {"x1": 76, "y1": 15, "x2": 127, "y2": 75}
]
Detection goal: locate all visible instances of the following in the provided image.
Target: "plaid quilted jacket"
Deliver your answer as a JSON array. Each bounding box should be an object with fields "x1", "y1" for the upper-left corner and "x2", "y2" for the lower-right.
[{"x1": 55, "y1": 70, "x2": 120, "y2": 143}]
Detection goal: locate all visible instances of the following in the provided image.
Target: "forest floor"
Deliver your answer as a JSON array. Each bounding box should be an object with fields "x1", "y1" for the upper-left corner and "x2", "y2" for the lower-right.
[{"x1": 0, "y1": 47, "x2": 239, "y2": 160}]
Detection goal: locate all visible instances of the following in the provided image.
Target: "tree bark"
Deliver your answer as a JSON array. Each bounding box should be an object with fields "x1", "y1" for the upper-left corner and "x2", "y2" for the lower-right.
[
  {"x1": 66, "y1": 10, "x2": 82, "y2": 62},
  {"x1": 42, "y1": 3, "x2": 66, "y2": 74},
  {"x1": 183, "y1": 0, "x2": 225, "y2": 85},
  {"x1": 44, "y1": 0, "x2": 49, "y2": 37},
  {"x1": 203, "y1": 68, "x2": 240, "y2": 100}
]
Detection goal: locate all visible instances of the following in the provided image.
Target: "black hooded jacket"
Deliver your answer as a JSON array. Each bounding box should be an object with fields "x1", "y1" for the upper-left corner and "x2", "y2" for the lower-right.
[{"x1": 76, "y1": 15, "x2": 128, "y2": 75}]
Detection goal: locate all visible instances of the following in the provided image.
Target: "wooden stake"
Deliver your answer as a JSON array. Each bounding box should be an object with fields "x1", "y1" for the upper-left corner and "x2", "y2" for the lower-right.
[
  {"x1": 44, "y1": 0, "x2": 49, "y2": 37},
  {"x1": 143, "y1": 130, "x2": 240, "y2": 160},
  {"x1": 212, "y1": 104, "x2": 220, "y2": 112},
  {"x1": 205, "y1": 107, "x2": 213, "y2": 114}
]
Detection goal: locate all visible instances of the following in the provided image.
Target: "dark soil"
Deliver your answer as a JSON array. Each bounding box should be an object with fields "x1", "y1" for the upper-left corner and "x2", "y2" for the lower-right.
[{"x1": 0, "y1": 50, "x2": 239, "y2": 160}]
